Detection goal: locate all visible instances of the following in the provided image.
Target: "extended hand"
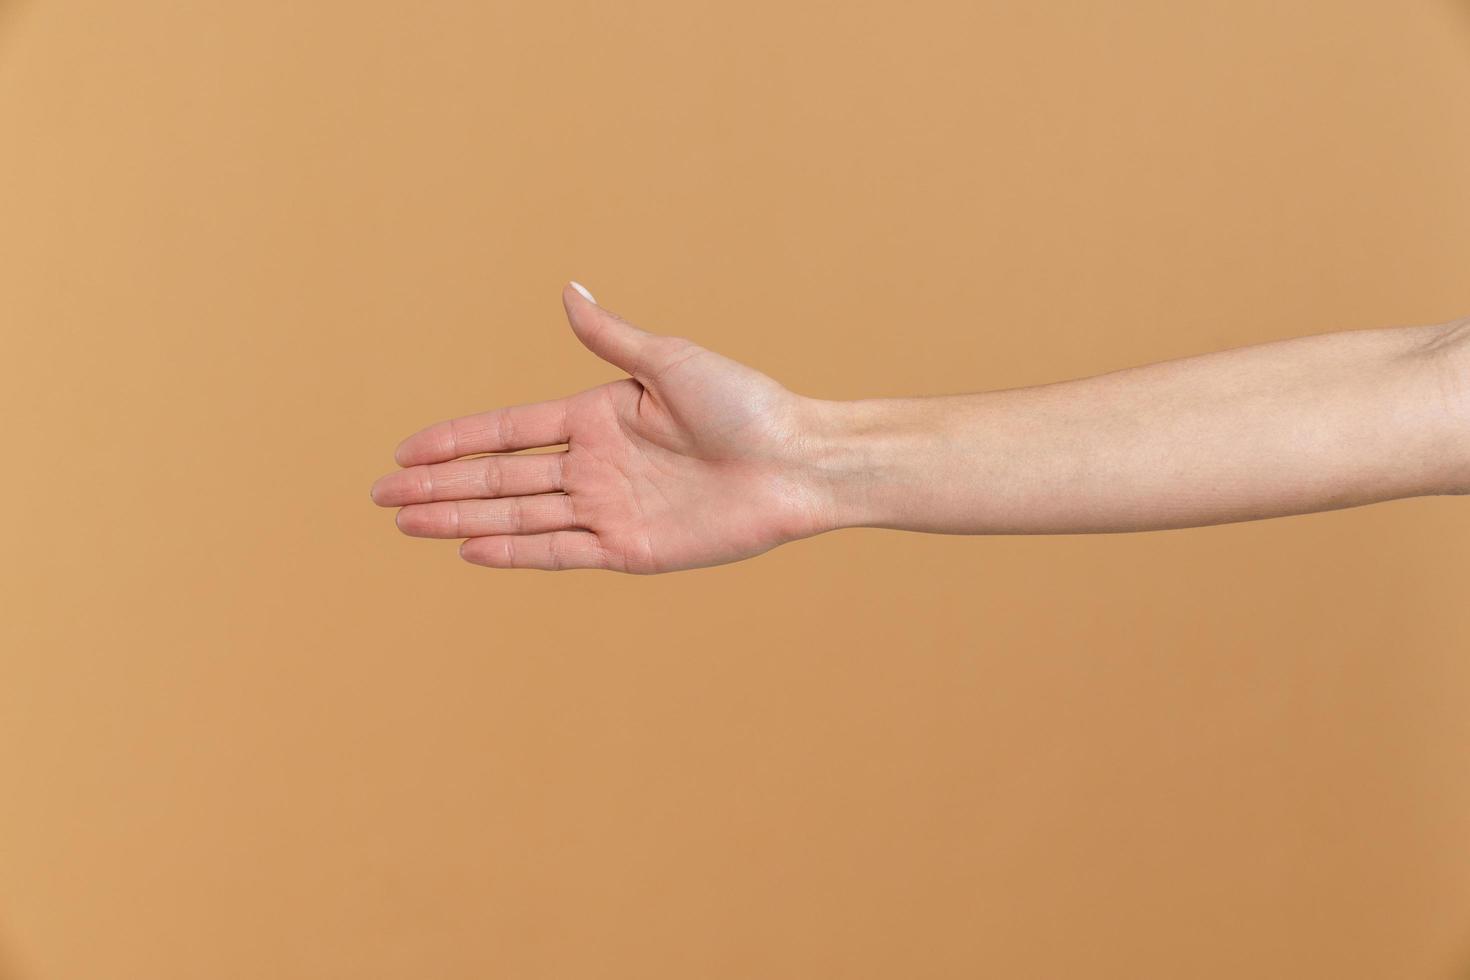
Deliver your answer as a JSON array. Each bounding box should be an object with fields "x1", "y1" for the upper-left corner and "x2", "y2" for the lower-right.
[
  {"x1": 376, "y1": 292, "x2": 1469, "y2": 568},
  {"x1": 371, "y1": 284, "x2": 830, "y2": 572}
]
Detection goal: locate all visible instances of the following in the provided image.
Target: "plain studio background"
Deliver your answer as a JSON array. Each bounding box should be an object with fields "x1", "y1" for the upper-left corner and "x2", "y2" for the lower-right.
[{"x1": 2, "y1": 1, "x2": 1469, "y2": 977}]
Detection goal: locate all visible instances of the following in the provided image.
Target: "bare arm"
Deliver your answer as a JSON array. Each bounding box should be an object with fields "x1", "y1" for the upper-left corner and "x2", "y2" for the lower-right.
[
  {"x1": 801, "y1": 318, "x2": 1470, "y2": 536},
  {"x1": 371, "y1": 285, "x2": 1469, "y2": 572}
]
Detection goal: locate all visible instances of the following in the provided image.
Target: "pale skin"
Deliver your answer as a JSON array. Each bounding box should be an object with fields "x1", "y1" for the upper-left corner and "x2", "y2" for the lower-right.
[{"x1": 371, "y1": 283, "x2": 1470, "y2": 573}]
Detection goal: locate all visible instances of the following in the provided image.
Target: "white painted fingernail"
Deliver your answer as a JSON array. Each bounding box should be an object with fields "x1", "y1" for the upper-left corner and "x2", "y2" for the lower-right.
[{"x1": 569, "y1": 281, "x2": 597, "y2": 304}]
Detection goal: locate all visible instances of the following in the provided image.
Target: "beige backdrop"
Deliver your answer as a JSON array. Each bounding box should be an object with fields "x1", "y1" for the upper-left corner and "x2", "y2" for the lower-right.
[{"x1": 2, "y1": 1, "x2": 1469, "y2": 977}]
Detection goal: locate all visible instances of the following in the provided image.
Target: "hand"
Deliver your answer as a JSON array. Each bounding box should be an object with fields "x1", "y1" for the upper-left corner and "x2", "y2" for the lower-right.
[{"x1": 371, "y1": 283, "x2": 832, "y2": 572}]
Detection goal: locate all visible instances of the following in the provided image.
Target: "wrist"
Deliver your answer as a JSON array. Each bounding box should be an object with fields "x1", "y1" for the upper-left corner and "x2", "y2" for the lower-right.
[{"x1": 790, "y1": 396, "x2": 925, "y2": 534}]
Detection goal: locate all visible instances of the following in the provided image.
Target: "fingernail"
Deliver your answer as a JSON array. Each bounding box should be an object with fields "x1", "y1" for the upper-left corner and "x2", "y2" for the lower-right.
[{"x1": 569, "y1": 281, "x2": 597, "y2": 304}]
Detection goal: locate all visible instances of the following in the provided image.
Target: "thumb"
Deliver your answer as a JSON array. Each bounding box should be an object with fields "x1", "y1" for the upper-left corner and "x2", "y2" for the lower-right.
[{"x1": 562, "y1": 281, "x2": 659, "y2": 379}]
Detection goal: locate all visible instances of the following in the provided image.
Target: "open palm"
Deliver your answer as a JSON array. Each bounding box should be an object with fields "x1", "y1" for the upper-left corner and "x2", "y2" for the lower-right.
[{"x1": 371, "y1": 284, "x2": 829, "y2": 572}]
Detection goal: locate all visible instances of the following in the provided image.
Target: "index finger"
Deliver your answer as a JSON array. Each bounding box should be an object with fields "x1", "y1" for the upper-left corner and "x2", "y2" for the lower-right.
[{"x1": 394, "y1": 397, "x2": 571, "y2": 466}]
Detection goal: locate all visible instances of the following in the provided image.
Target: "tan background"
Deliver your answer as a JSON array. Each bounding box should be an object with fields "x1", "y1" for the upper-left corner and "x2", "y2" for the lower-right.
[{"x1": 2, "y1": 1, "x2": 1469, "y2": 977}]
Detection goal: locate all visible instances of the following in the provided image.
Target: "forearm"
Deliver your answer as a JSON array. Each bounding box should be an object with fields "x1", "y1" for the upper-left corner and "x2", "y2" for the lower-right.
[{"x1": 800, "y1": 319, "x2": 1470, "y2": 535}]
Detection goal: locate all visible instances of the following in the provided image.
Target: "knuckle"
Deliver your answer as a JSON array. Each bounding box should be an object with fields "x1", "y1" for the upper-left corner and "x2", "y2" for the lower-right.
[
  {"x1": 442, "y1": 419, "x2": 463, "y2": 458},
  {"x1": 496, "y1": 409, "x2": 516, "y2": 450},
  {"x1": 480, "y1": 459, "x2": 503, "y2": 498}
]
